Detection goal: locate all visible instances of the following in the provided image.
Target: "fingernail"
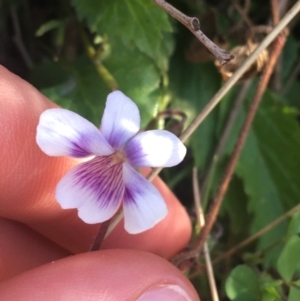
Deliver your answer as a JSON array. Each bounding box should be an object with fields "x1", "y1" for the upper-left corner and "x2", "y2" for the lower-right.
[{"x1": 137, "y1": 284, "x2": 193, "y2": 301}]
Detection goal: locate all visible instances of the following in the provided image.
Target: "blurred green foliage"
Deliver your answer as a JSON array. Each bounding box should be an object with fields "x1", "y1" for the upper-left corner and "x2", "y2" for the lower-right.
[{"x1": 1, "y1": 0, "x2": 300, "y2": 299}]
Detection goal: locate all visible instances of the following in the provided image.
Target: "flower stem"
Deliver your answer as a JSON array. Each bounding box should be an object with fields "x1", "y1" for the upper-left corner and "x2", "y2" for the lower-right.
[
  {"x1": 104, "y1": 211, "x2": 124, "y2": 239},
  {"x1": 89, "y1": 219, "x2": 111, "y2": 251}
]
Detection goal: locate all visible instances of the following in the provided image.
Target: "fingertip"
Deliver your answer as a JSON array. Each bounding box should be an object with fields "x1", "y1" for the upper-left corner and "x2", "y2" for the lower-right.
[
  {"x1": 0, "y1": 250, "x2": 200, "y2": 301},
  {"x1": 0, "y1": 218, "x2": 70, "y2": 281},
  {"x1": 0, "y1": 65, "x2": 60, "y2": 218}
]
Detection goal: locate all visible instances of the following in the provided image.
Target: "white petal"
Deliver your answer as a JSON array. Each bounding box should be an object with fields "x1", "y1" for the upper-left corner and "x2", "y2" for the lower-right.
[
  {"x1": 56, "y1": 156, "x2": 124, "y2": 224},
  {"x1": 125, "y1": 130, "x2": 187, "y2": 168},
  {"x1": 100, "y1": 91, "x2": 140, "y2": 149},
  {"x1": 37, "y1": 108, "x2": 114, "y2": 158},
  {"x1": 122, "y1": 163, "x2": 168, "y2": 234}
]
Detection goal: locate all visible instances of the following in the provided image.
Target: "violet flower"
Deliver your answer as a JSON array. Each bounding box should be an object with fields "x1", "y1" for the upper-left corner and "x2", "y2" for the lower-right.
[{"x1": 36, "y1": 91, "x2": 186, "y2": 234}]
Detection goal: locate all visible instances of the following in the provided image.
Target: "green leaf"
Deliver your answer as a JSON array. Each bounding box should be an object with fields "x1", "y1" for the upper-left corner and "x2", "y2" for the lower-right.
[
  {"x1": 285, "y1": 81, "x2": 300, "y2": 110},
  {"x1": 168, "y1": 55, "x2": 221, "y2": 169},
  {"x1": 222, "y1": 90, "x2": 300, "y2": 267},
  {"x1": 225, "y1": 265, "x2": 261, "y2": 301},
  {"x1": 221, "y1": 176, "x2": 250, "y2": 237},
  {"x1": 230, "y1": 116, "x2": 286, "y2": 268},
  {"x1": 42, "y1": 57, "x2": 108, "y2": 125},
  {"x1": 288, "y1": 279, "x2": 300, "y2": 301},
  {"x1": 287, "y1": 210, "x2": 300, "y2": 237},
  {"x1": 261, "y1": 292, "x2": 282, "y2": 301},
  {"x1": 104, "y1": 43, "x2": 163, "y2": 127},
  {"x1": 41, "y1": 80, "x2": 78, "y2": 110},
  {"x1": 253, "y1": 93, "x2": 300, "y2": 211},
  {"x1": 42, "y1": 41, "x2": 162, "y2": 127},
  {"x1": 71, "y1": 0, "x2": 173, "y2": 65},
  {"x1": 260, "y1": 273, "x2": 283, "y2": 301},
  {"x1": 282, "y1": 35, "x2": 298, "y2": 82},
  {"x1": 277, "y1": 235, "x2": 300, "y2": 282},
  {"x1": 29, "y1": 60, "x2": 69, "y2": 89}
]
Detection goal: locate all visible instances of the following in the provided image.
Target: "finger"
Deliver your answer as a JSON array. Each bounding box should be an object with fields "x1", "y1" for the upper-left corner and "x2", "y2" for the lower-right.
[
  {"x1": 0, "y1": 250, "x2": 200, "y2": 301},
  {"x1": 0, "y1": 218, "x2": 70, "y2": 281},
  {"x1": 0, "y1": 177, "x2": 189, "y2": 279},
  {"x1": 0, "y1": 66, "x2": 191, "y2": 256}
]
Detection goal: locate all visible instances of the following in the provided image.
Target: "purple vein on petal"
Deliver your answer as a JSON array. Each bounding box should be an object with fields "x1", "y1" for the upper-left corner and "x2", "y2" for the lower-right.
[
  {"x1": 36, "y1": 108, "x2": 114, "y2": 158},
  {"x1": 68, "y1": 136, "x2": 95, "y2": 157},
  {"x1": 74, "y1": 156, "x2": 124, "y2": 209},
  {"x1": 107, "y1": 127, "x2": 128, "y2": 150},
  {"x1": 124, "y1": 136, "x2": 147, "y2": 166},
  {"x1": 56, "y1": 155, "x2": 125, "y2": 224}
]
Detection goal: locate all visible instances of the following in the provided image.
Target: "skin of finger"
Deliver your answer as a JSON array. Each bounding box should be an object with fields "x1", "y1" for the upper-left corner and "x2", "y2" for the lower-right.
[
  {"x1": 0, "y1": 66, "x2": 191, "y2": 256},
  {"x1": 0, "y1": 250, "x2": 200, "y2": 301},
  {"x1": 0, "y1": 218, "x2": 71, "y2": 281},
  {"x1": 0, "y1": 181, "x2": 189, "y2": 281}
]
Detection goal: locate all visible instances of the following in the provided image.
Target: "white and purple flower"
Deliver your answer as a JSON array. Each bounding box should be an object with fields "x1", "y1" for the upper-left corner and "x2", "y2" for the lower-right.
[{"x1": 36, "y1": 91, "x2": 186, "y2": 234}]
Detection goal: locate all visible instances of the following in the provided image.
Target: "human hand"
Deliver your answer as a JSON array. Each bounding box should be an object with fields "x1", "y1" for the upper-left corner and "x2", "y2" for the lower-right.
[{"x1": 0, "y1": 66, "x2": 199, "y2": 300}]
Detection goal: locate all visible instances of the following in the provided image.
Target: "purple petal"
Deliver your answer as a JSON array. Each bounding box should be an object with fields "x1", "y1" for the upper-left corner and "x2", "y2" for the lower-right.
[
  {"x1": 122, "y1": 163, "x2": 168, "y2": 234},
  {"x1": 37, "y1": 108, "x2": 114, "y2": 158},
  {"x1": 100, "y1": 91, "x2": 140, "y2": 149},
  {"x1": 125, "y1": 130, "x2": 187, "y2": 168},
  {"x1": 56, "y1": 156, "x2": 124, "y2": 224}
]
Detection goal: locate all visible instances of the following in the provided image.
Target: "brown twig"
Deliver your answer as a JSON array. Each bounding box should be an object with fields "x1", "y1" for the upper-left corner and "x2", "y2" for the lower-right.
[
  {"x1": 193, "y1": 168, "x2": 219, "y2": 301},
  {"x1": 271, "y1": 0, "x2": 281, "y2": 25},
  {"x1": 232, "y1": 0, "x2": 253, "y2": 28},
  {"x1": 157, "y1": 109, "x2": 187, "y2": 123},
  {"x1": 278, "y1": 0, "x2": 290, "y2": 17},
  {"x1": 150, "y1": 0, "x2": 233, "y2": 65},
  {"x1": 270, "y1": 0, "x2": 283, "y2": 92},
  {"x1": 157, "y1": 109, "x2": 187, "y2": 136},
  {"x1": 273, "y1": 0, "x2": 293, "y2": 103},
  {"x1": 172, "y1": 30, "x2": 286, "y2": 267}
]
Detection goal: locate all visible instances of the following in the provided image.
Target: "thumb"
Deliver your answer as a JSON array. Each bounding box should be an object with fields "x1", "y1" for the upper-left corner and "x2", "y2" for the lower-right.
[{"x1": 0, "y1": 249, "x2": 200, "y2": 301}]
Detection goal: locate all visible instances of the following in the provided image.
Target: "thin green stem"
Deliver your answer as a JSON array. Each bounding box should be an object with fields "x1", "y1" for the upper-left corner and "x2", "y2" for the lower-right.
[{"x1": 79, "y1": 26, "x2": 118, "y2": 90}]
